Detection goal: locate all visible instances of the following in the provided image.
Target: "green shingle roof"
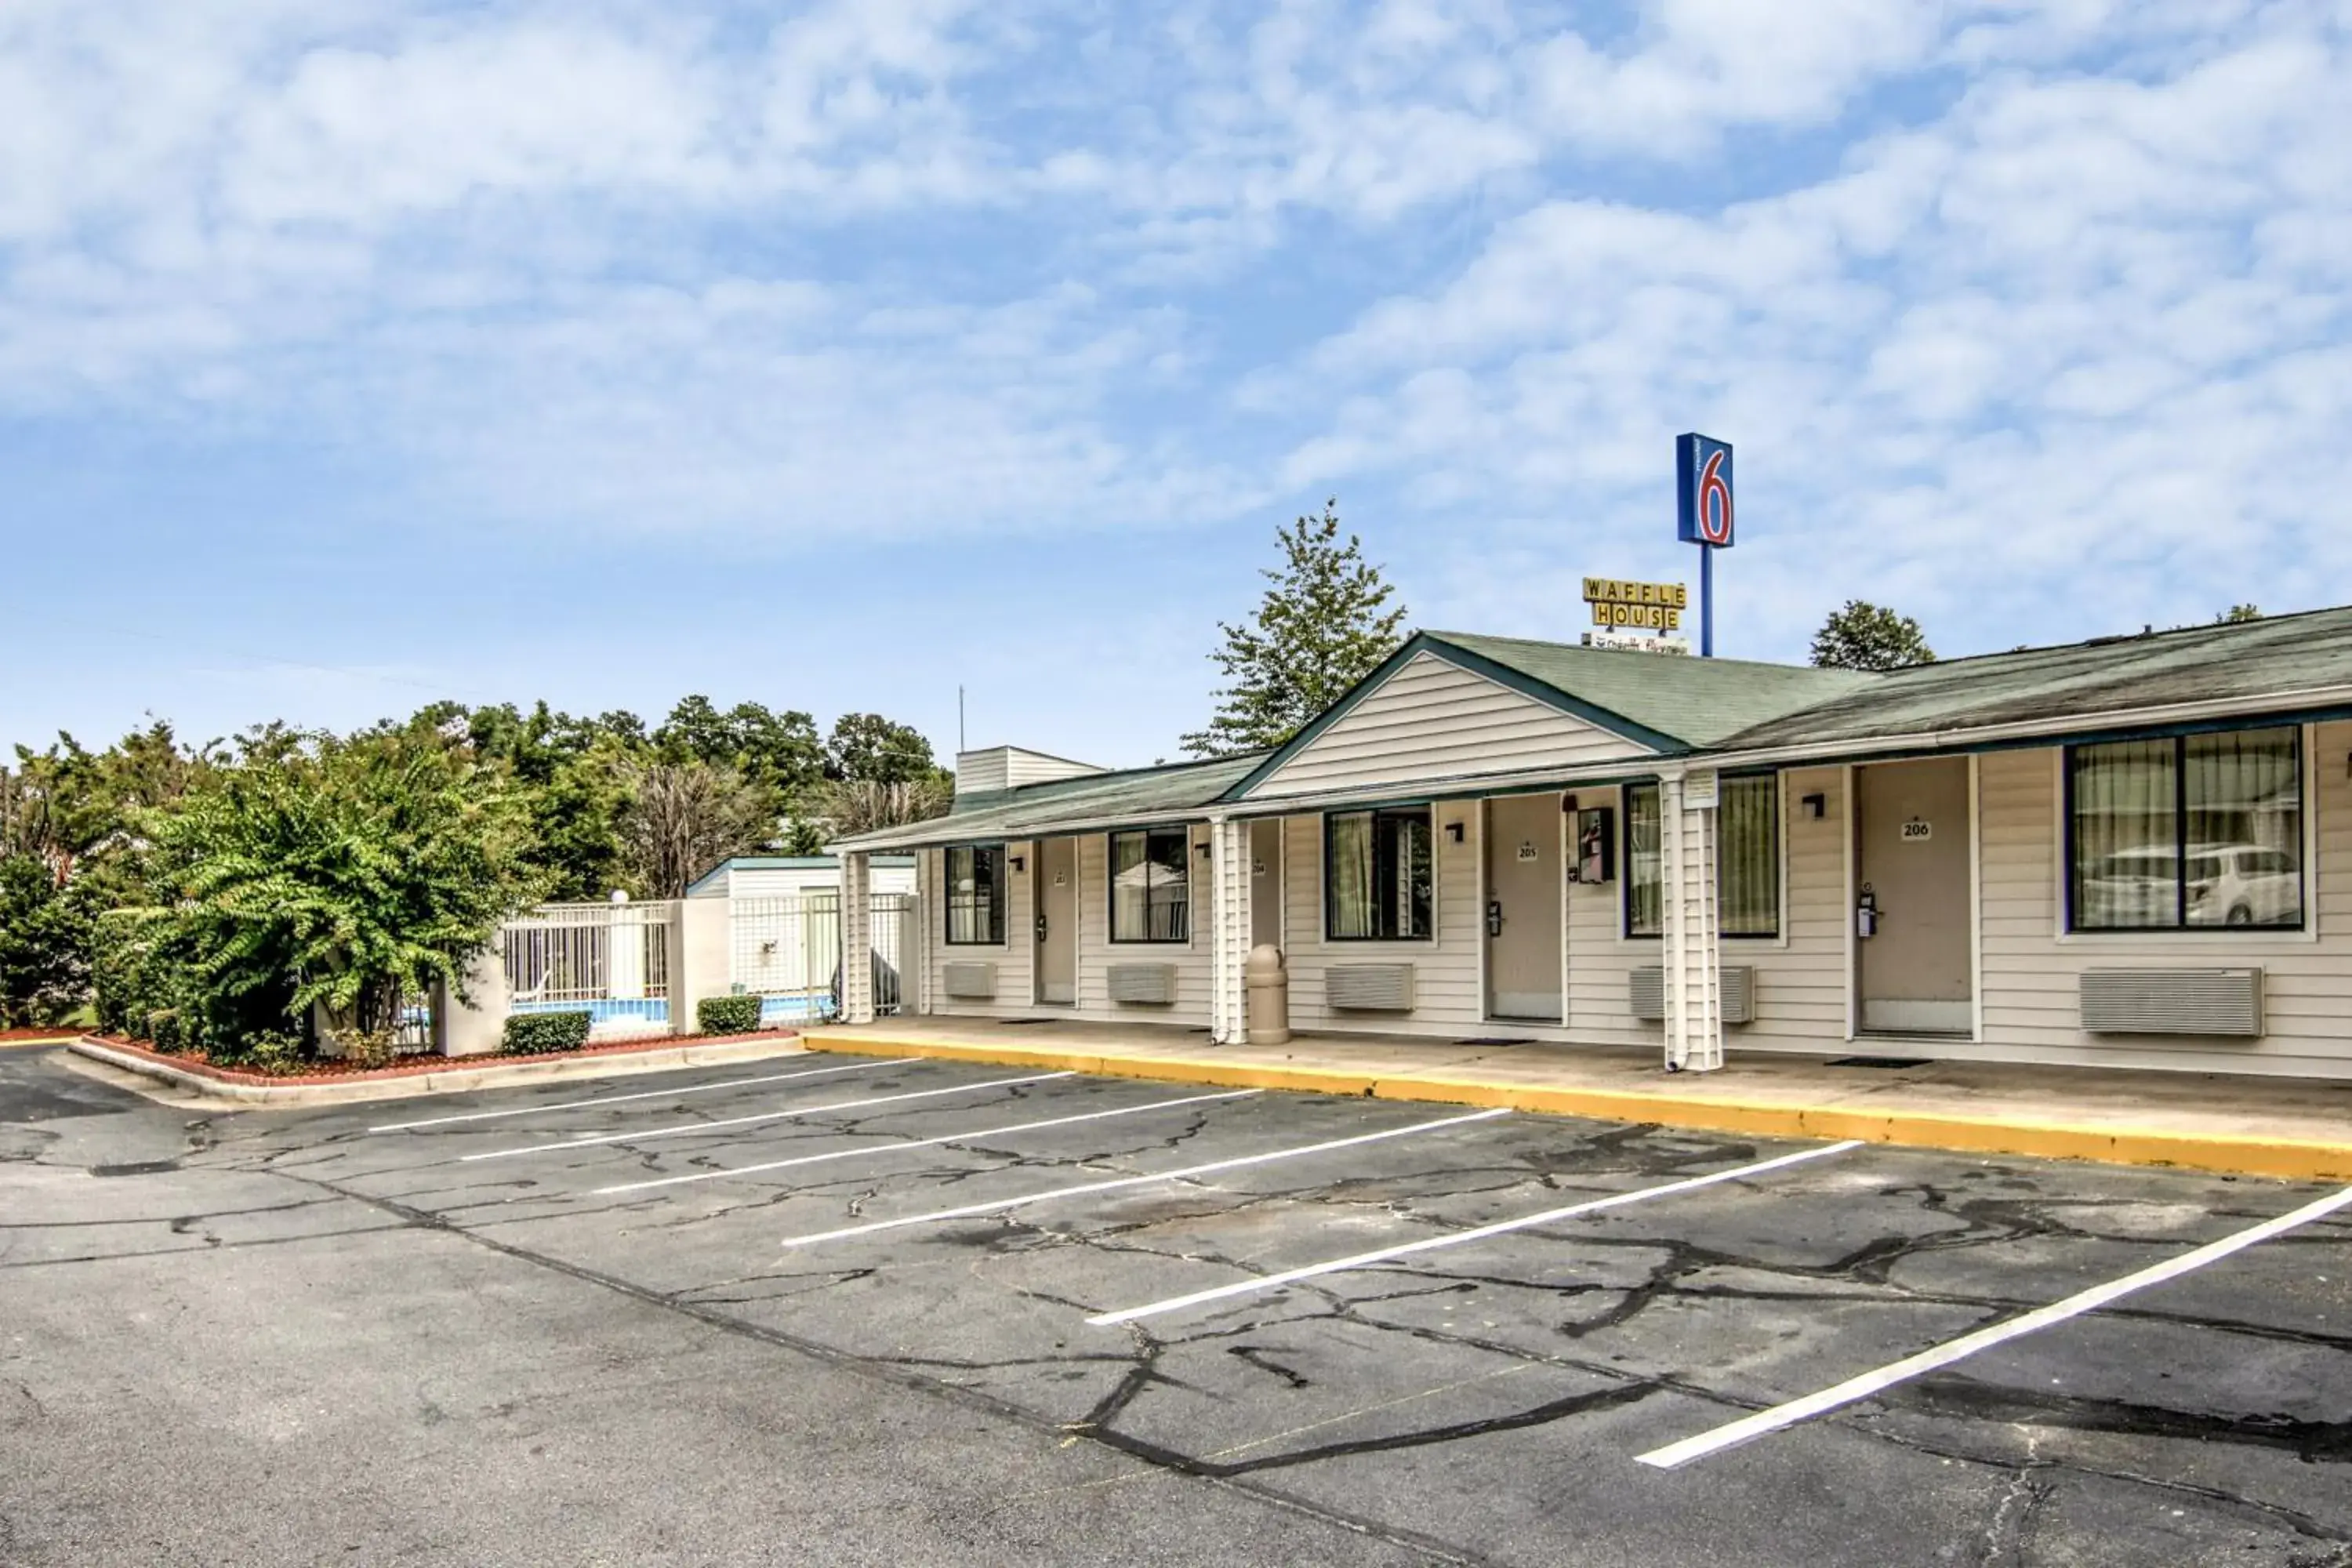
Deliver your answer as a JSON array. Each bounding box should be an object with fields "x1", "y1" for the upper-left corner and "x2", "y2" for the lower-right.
[
  {"x1": 830, "y1": 752, "x2": 1266, "y2": 851},
  {"x1": 832, "y1": 610, "x2": 2352, "y2": 854},
  {"x1": 1711, "y1": 606, "x2": 2352, "y2": 754},
  {"x1": 1424, "y1": 631, "x2": 1878, "y2": 749}
]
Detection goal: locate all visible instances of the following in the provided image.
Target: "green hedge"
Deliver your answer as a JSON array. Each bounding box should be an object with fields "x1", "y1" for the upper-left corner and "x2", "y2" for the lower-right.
[
  {"x1": 697, "y1": 994, "x2": 764, "y2": 1036},
  {"x1": 502, "y1": 1010, "x2": 593, "y2": 1054}
]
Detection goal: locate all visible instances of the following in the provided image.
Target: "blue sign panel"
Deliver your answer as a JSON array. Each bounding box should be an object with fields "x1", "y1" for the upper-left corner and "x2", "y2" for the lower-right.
[{"x1": 1676, "y1": 433, "x2": 1734, "y2": 548}]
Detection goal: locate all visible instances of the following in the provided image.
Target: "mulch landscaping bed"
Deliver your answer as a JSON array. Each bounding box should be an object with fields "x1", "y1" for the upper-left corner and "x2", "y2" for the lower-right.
[{"x1": 81, "y1": 1029, "x2": 804, "y2": 1087}]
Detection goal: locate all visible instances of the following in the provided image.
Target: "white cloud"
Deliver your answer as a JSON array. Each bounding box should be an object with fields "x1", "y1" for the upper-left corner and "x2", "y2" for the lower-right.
[{"x1": 1283, "y1": 13, "x2": 2352, "y2": 653}]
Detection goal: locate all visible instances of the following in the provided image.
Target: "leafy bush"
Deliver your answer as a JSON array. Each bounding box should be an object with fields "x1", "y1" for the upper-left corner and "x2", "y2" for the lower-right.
[
  {"x1": 697, "y1": 994, "x2": 762, "y2": 1036},
  {"x1": 503, "y1": 1010, "x2": 592, "y2": 1054},
  {"x1": 147, "y1": 1008, "x2": 183, "y2": 1053},
  {"x1": 133, "y1": 721, "x2": 545, "y2": 1048},
  {"x1": 212, "y1": 1030, "x2": 311, "y2": 1076},
  {"x1": 0, "y1": 855, "x2": 93, "y2": 1028}
]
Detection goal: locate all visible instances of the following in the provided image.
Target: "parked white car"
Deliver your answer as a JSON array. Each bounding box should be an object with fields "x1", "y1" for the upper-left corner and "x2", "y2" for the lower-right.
[
  {"x1": 2081, "y1": 842, "x2": 2299, "y2": 927},
  {"x1": 2187, "y1": 842, "x2": 2300, "y2": 926}
]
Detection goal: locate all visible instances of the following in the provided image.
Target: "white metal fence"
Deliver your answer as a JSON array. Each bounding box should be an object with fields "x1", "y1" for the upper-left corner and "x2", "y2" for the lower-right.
[
  {"x1": 485, "y1": 891, "x2": 909, "y2": 1041},
  {"x1": 500, "y1": 900, "x2": 676, "y2": 1037},
  {"x1": 728, "y1": 891, "x2": 913, "y2": 1023}
]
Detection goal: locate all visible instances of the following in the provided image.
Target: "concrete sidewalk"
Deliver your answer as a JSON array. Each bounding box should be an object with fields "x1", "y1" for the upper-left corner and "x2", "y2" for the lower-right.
[{"x1": 805, "y1": 1017, "x2": 2352, "y2": 1181}]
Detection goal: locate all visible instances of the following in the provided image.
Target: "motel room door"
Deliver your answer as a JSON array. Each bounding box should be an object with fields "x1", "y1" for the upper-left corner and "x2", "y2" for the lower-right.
[
  {"x1": 1034, "y1": 837, "x2": 1077, "y2": 1005},
  {"x1": 1485, "y1": 793, "x2": 1563, "y2": 1022},
  {"x1": 1854, "y1": 759, "x2": 1973, "y2": 1035}
]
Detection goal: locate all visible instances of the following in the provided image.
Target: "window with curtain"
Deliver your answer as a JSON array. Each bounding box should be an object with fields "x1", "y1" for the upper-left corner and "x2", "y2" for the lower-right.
[
  {"x1": 943, "y1": 844, "x2": 1005, "y2": 945},
  {"x1": 1624, "y1": 784, "x2": 1663, "y2": 937},
  {"x1": 1624, "y1": 775, "x2": 1780, "y2": 938},
  {"x1": 1110, "y1": 827, "x2": 1191, "y2": 942},
  {"x1": 2069, "y1": 728, "x2": 2302, "y2": 931},
  {"x1": 1325, "y1": 808, "x2": 1433, "y2": 940},
  {"x1": 1718, "y1": 774, "x2": 1780, "y2": 938}
]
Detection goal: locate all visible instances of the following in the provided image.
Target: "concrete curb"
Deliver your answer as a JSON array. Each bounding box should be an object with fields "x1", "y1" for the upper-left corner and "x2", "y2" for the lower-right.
[
  {"x1": 806, "y1": 1033, "x2": 2352, "y2": 1183},
  {"x1": 68, "y1": 1035, "x2": 811, "y2": 1109}
]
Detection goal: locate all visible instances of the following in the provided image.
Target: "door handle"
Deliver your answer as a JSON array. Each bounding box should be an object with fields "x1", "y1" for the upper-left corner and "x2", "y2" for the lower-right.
[
  {"x1": 1035, "y1": 913, "x2": 1048, "y2": 942},
  {"x1": 1486, "y1": 900, "x2": 1504, "y2": 938}
]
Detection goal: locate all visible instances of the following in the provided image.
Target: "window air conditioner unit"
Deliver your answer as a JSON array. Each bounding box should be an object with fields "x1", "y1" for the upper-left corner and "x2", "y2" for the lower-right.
[
  {"x1": 1107, "y1": 963, "x2": 1178, "y2": 1005},
  {"x1": 2080, "y1": 968, "x2": 2262, "y2": 1037},
  {"x1": 1629, "y1": 965, "x2": 1755, "y2": 1025},
  {"x1": 942, "y1": 962, "x2": 998, "y2": 1000},
  {"x1": 1326, "y1": 964, "x2": 1415, "y2": 1012}
]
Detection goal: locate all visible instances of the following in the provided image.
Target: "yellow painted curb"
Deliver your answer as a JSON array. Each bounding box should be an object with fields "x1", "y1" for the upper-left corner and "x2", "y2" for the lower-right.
[
  {"x1": 811, "y1": 1033, "x2": 2352, "y2": 1184},
  {"x1": 0, "y1": 1035, "x2": 78, "y2": 1051}
]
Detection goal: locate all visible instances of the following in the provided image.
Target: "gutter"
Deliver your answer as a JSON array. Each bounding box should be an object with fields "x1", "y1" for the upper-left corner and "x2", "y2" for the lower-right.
[{"x1": 1694, "y1": 683, "x2": 2352, "y2": 773}]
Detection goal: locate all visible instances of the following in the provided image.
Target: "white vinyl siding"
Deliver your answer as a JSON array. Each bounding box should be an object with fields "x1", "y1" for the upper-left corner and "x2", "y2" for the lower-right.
[
  {"x1": 1740, "y1": 767, "x2": 1849, "y2": 1045},
  {"x1": 1280, "y1": 808, "x2": 1482, "y2": 1030},
  {"x1": 1076, "y1": 828, "x2": 1213, "y2": 1018},
  {"x1": 1245, "y1": 652, "x2": 1650, "y2": 800},
  {"x1": 917, "y1": 846, "x2": 1034, "y2": 1020},
  {"x1": 1973, "y1": 731, "x2": 2352, "y2": 1078}
]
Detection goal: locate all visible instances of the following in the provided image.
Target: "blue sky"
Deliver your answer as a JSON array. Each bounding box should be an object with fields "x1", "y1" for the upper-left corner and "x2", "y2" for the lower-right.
[{"x1": 7, "y1": 1, "x2": 2350, "y2": 768}]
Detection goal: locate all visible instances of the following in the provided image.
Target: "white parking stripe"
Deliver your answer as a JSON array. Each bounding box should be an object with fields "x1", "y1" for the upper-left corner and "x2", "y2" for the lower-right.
[
  {"x1": 461, "y1": 1072, "x2": 1076, "y2": 1163},
  {"x1": 778, "y1": 1107, "x2": 1512, "y2": 1248},
  {"x1": 593, "y1": 1089, "x2": 1263, "y2": 1195},
  {"x1": 367, "y1": 1057, "x2": 919, "y2": 1133},
  {"x1": 1087, "y1": 1138, "x2": 1864, "y2": 1327},
  {"x1": 1636, "y1": 1181, "x2": 2352, "y2": 1471}
]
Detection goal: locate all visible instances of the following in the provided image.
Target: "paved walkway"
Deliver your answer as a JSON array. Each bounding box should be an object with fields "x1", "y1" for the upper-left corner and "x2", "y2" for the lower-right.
[{"x1": 806, "y1": 1017, "x2": 2352, "y2": 1180}]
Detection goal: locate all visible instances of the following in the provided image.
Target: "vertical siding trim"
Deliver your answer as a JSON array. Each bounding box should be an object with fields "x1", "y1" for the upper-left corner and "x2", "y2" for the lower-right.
[
  {"x1": 1969, "y1": 754, "x2": 1985, "y2": 1043},
  {"x1": 1840, "y1": 762, "x2": 1857, "y2": 1041},
  {"x1": 1557, "y1": 790, "x2": 1571, "y2": 1019},
  {"x1": 1475, "y1": 800, "x2": 1490, "y2": 1018}
]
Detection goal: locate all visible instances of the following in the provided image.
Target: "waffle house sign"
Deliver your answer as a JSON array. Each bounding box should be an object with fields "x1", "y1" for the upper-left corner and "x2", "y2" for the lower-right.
[{"x1": 1582, "y1": 577, "x2": 1688, "y2": 631}]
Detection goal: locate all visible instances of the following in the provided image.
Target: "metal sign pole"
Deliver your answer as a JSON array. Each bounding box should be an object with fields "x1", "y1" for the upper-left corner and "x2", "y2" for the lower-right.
[{"x1": 1700, "y1": 541, "x2": 1714, "y2": 659}]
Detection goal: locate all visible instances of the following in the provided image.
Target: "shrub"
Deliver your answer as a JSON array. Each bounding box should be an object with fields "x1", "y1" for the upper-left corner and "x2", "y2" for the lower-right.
[
  {"x1": 334, "y1": 1029, "x2": 401, "y2": 1070},
  {"x1": 214, "y1": 1030, "x2": 310, "y2": 1076},
  {"x1": 503, "y1": 1009, "x2": 592, "y2": 1054},
  {"x1": 697, "y1": 994, "x2": 762, "y2": 1036},
  {"x1": 147, "y1": 1008, "x2": 183, "y2": 1053}
]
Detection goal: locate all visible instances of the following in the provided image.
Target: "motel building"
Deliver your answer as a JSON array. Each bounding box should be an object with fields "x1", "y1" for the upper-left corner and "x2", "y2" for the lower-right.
[{"x1": 827, "y1": 608, "x2": 2352, "y2": 1082}]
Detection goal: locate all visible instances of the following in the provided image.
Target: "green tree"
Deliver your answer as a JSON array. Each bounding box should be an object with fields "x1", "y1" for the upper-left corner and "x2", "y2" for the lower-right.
[
  {"x1": 0, "y1": 855, "x2": 93, "y2": 1027},
  {"x1": 825, "y1": 713, "x2": 942, "y2": 786},
  {"x1": 1809, "y1": 600, "x2": 1936, "y2": 672},
  {"x1": 130, "y1": 721, "x2": 545, "y2": 1047},
  {"x1": 655, "y1": 696, "x2": 825, "y2": 804},
  {"x1": 1183, "y1": 500, "x2": 1409, "y2": 757},
  {"x1": 2219, "y1": 604, "x2": 2263, "y2": 622},
  {"x1": 613, "y1": 759, "x2": 772, "y2": 898},
  {"x1": 466, "y1": 701, "x2": 637, "y2": 899}
]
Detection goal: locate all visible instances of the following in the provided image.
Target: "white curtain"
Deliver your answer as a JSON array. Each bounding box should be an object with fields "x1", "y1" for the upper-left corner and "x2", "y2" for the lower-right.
[
  {"x1": 1718, "y1": 775, "x2": 1779, "y2": 937},
  {"x1": 1328, "y1": 814, "x2": 1374, "y2": 939}
]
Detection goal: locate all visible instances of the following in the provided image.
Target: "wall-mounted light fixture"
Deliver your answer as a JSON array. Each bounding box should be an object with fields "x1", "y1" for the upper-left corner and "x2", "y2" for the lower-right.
[
  {"x1": 1801, "y1": 793, "x2": 1828, "y2": 819},
  {"x1": 1197, "y1": 840, "x2": 1214, "y2": 859},
  {"x1": 1445, "y1": 821, "x2": 1465, "y2": 844},
  {"x1": 1009, "y1": 854, "x2": 1026, "y2": 873}
]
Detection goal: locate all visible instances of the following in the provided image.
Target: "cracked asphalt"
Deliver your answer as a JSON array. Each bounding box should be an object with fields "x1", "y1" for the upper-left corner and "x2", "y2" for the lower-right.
[{"x1": 3, "y1": 1044, "x2": 2349, "y2": 1567}]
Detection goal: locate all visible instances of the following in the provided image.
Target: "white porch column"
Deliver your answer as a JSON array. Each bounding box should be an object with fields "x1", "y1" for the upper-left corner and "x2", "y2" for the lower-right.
[
  {"x1": 838, "y1": 851, "x2": 875, "y2": 1025},
  {"x1": 1660, "y1": 771, "x2": 1725, "y2": 1073},
  {"x1": 1207, "y1": 817, "x2": 1251, "y2": 1044},
  {"x1": 913, "y1": 850, "x2": 935, "y2": 1017}
]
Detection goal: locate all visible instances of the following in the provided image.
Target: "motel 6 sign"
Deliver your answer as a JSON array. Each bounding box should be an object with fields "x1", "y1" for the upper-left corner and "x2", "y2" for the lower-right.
[{"x1": 1675, "y1": 433, "x2": 1734, "y2": 548}]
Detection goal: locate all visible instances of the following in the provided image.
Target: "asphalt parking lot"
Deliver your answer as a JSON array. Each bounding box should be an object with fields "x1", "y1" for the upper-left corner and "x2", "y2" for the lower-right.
[{"x1": 4, "y1": 1045, "x2": 2349, "y2": 1567}]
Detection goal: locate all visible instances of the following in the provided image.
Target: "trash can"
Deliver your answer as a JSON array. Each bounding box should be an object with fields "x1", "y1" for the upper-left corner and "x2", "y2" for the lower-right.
[{"x1": 1244, "y1": 944, "x2": 1290, "y2": 1047}]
